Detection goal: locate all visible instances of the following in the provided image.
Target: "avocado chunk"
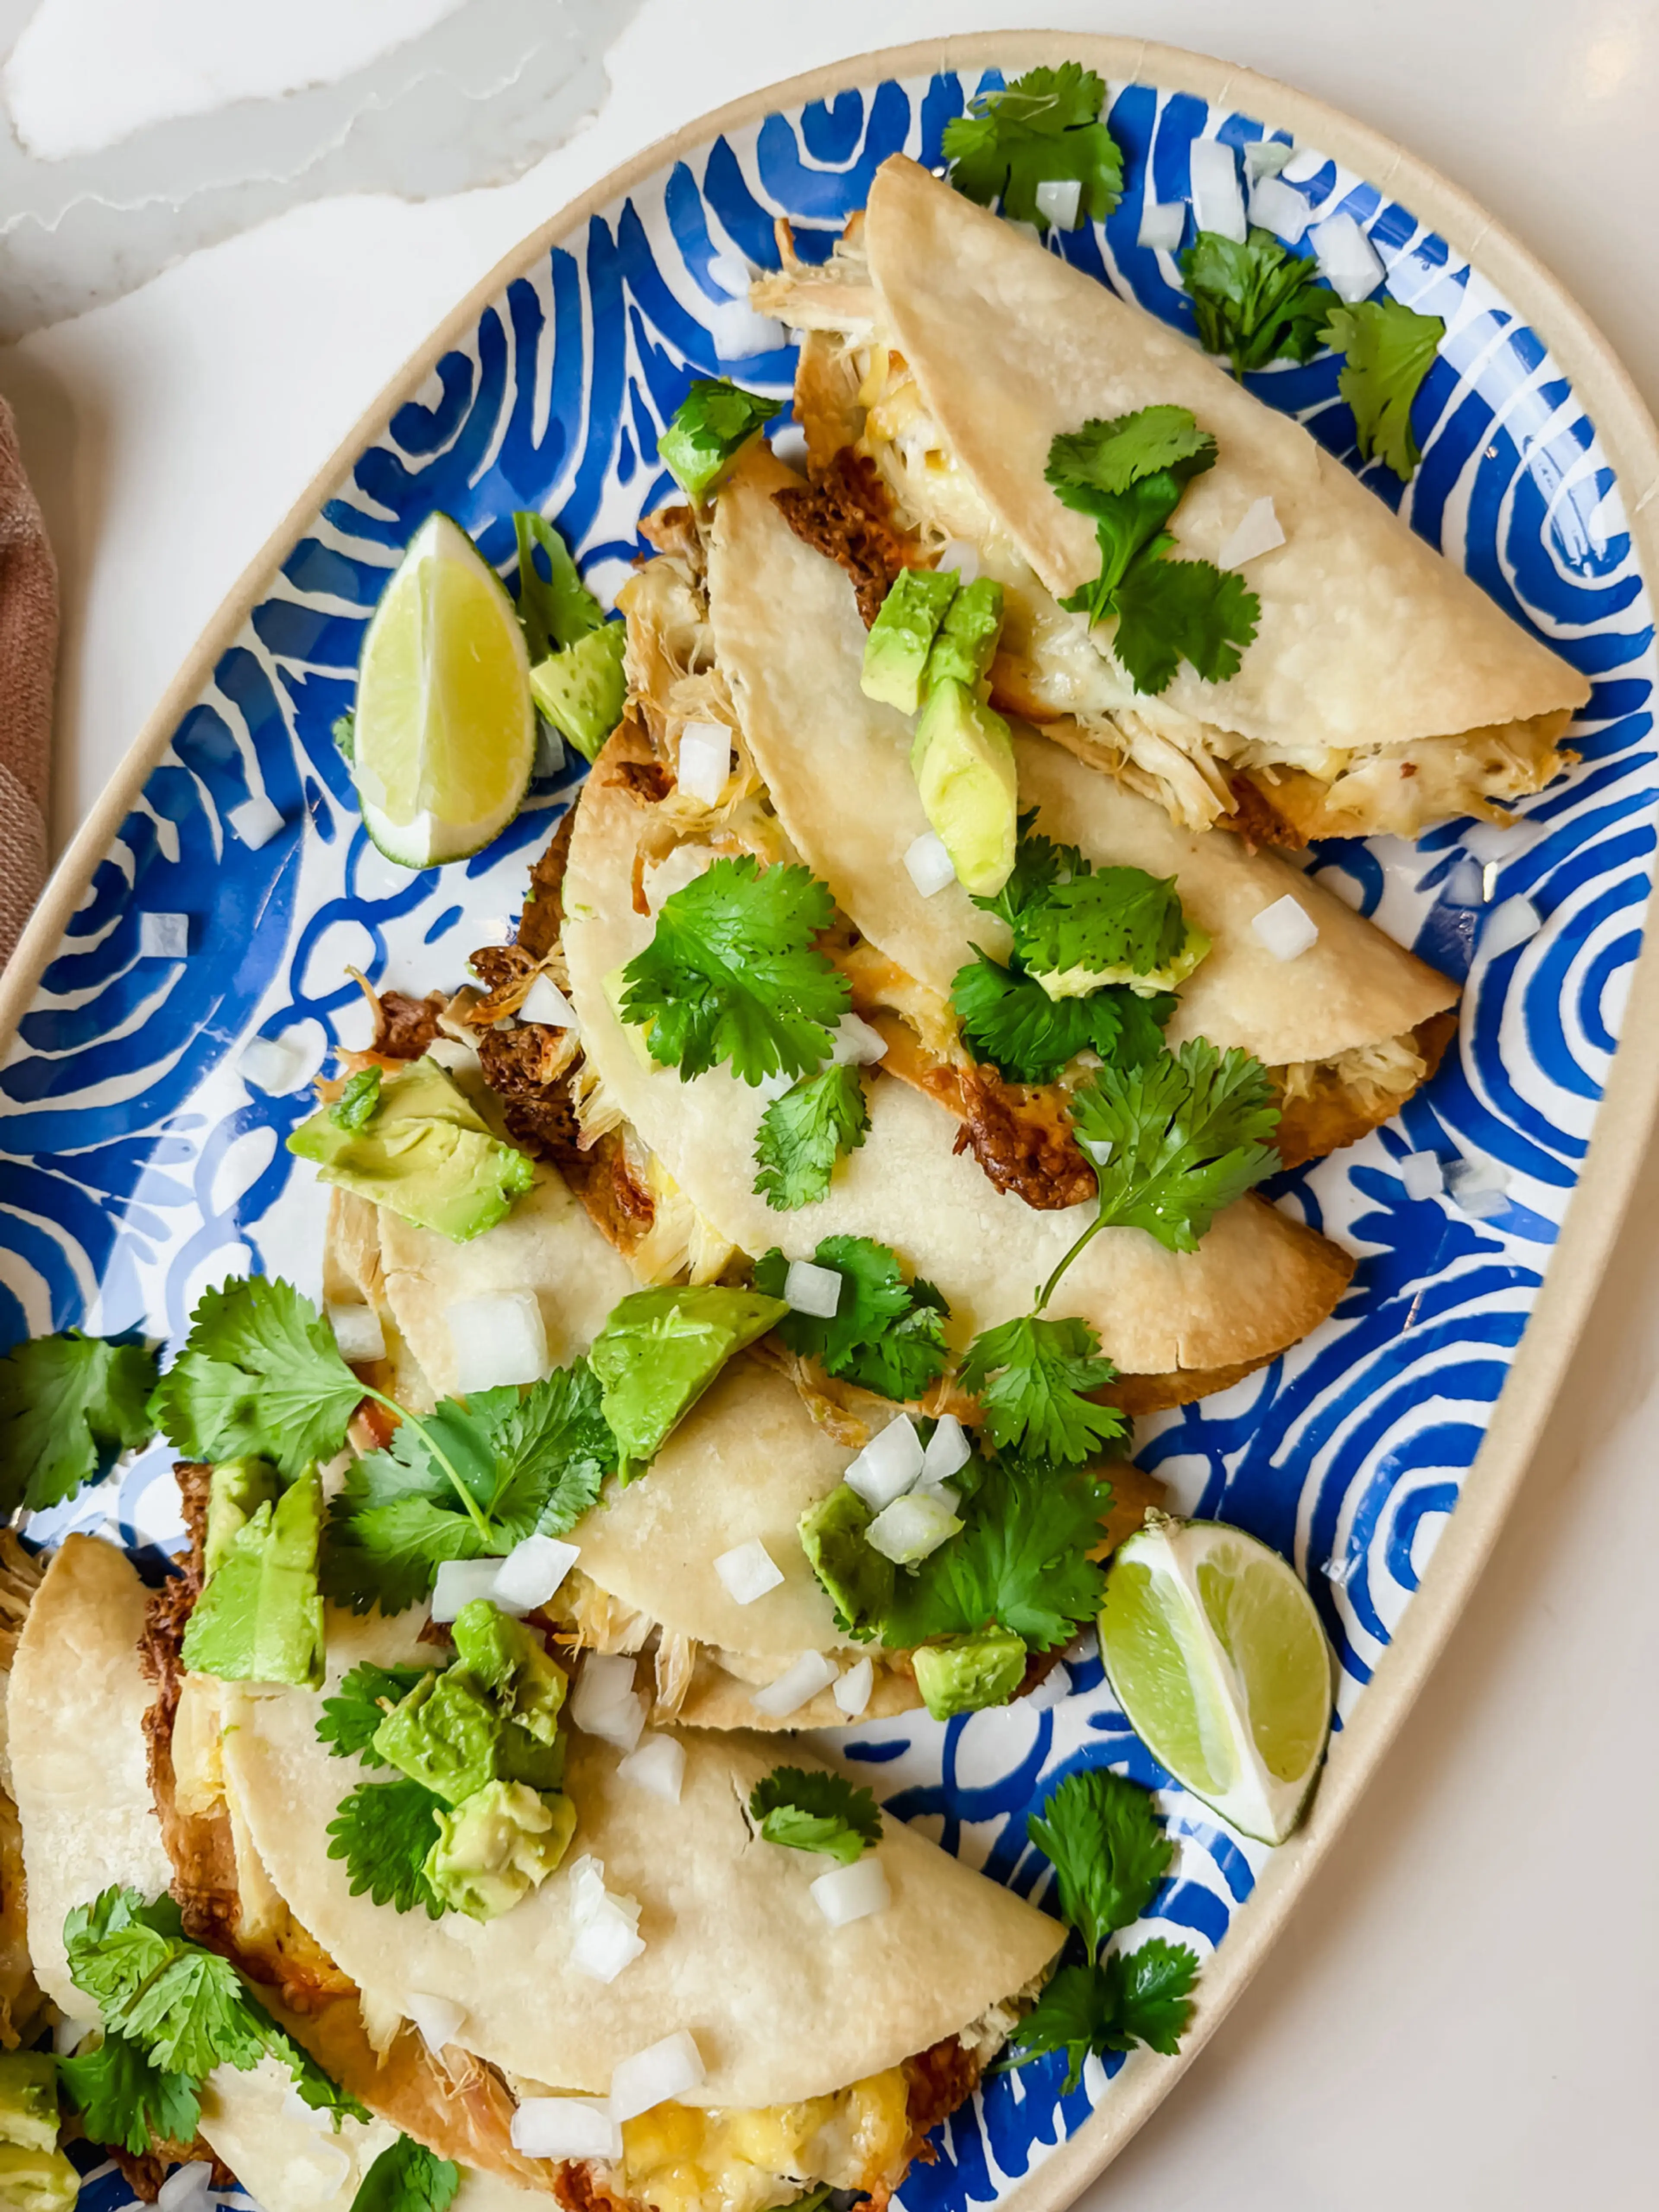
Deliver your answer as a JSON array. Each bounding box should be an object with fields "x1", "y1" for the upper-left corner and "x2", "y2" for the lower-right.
[
  {"x1": 373, "y1": 1668, "x2": 504, "y2": 1806},
  {"x1": 909, "y1": 679, "x2": 1019, "y2": 898},
  {"x1": 589, "y1": 1284, "x2": 788, "y2": 1475},
  {"x1": 202, "y1": 1457, "x2": 280, "y2": 1578},
  {"x1": 424, "y1": 1780, "x2": 577, "y2": 1922},
  {"x1": 0, "y1": 2053, "x2": 62, "y2": 2158},
  {"x1": 530, "y1": 622, "x2": 627, "y2": 765},
  {"x1": 1031, "y1": 920, "x2": 1212, "y2": 1003},
  {"x1": 658, "y1": 378, "x2": 782, "y2": 504},
  {"x1": 451, "y1": 1600, "x2": 569, "y2": 1746},
  {"x1": 861, "y1": 568, "x2": 961, "y2": 716},
  {"x1": 288, "y1": 1055, "x2": 535, "y2": 1244},
  {"x1": 181, "y1": 1466, "x2": 325, "y2": 1688},
  {"x1": 798, "y1": 1482, "x2": 894, "y2": 1641},
  {"x1": 0, "y1": 2145, "x2": 78, "y2": 2212},
  {"x1": 912, "y1": 1628, "x2": 1027, "y2": 1720},
  {"x1": 923, "y1": 577, "x2": 1006, "y2": 692}
]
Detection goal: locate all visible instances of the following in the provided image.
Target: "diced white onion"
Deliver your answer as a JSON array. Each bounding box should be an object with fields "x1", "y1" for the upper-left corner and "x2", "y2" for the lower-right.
[
  {"x1": 714, "y1": 1538, "x2": 785, "y2": 1606},
  {"x1": 677, "y1": 721, "x2": 732, "y2": 805},
  {"x1": 914, "y1": 1479, "x2": 961, "y2": 1517},
  {"x1": 610, "y1": 2029, "x2": 706, "y2": 2121},
  {"x1": 52, "y1": 2015, "x2": 96, "y2": 2056},
  {"x1": 1461, "y1": 816, "x2": 1534, "y2": 865},
  {"x1": 492, "y1": 1533, "x2": 580, "y2": 1613},
  {"x1": 1251, "y1": 895, "x2": 1319, "y2": 961},
  {"x1": 1483, "y1": 895, "x2": 1541, "y2": 958},
  {"x1": 844, "y1": 1415, "x2": 925, "y2": 1510},
  {"x1": 1188, "y1": 138, "x2": 1246, "y2": 242},
  {"x1": 1217, "y1": 496, "x2": 1286, "y2": 571},
  {"x1": 227, "y1": 793, "x2": 285, "y2": 851},
  {"x1": 1443, "y1": 857, "x2": 1487, "y2": 908},
  {"x1": 750, "y1": 1650, "x2": 840, "y2": 1719},
  {"x1": 1138, "y1": 198, "x2": 1186, "y2": 252},
  {"x1": 157, "y1": 2165, "x2": 215, "y2": 2212},
  {"x1": 830, "y1": 1013, "x2": 889, "y2": 1066},
  {"x1": 833, "y1": 1656, "x2": 874, "y2": 1718},
  {"x1": 446, "y1": 1291, "x2": 550, "y2": 1393},
  {"x1": 326, "y1": 1301, "x2": 385, "y2": 1365},
  {"x1": 573, "y1": 1654, "x2": 648, "y2": 1750},
  {"x1": 1446, "y1": 1155, "x2": 1511, "y2": 1219},
  {"x1": 617, "y1": 1732, "x2": 686, "y2": 1804},
  {"x1": 521, "y1": 972, "x2": 578, "y2": 1029},
  {"x1": 903, "y1": 831, "x2": 958, "y2": 898},
  {"x1": 1034, "y1": 177, "x2": 1081, "y2": 230},
  {"x1": 139, "y1": 910, "x2": 190, "y2": 959},
  {"x1": 810, "y1": 1857, "x2": 891, "y2": 1928},
  {"x1": 569, "y1": 1854, "x2": 647, "y2": 1983},
  {"x1": 239, "y1": 1030, "x2": 310, "y2": 1094},
  {"x1": 1399, "y1": 1150, "x2": 1445, "y2": 1202},
  {"x1": 1310, "y1": 211, "x2": 1383, "y2": 303},
  {"x1": 1247, "y1": 175, "x2": 1309, "y2": 244},
  {"x1": 784, "y1": 1258, "x2": 842, "y2": 1318},
  {"x1": 706, "y1": 250, "x2": 753, "y2": 298},
  {"x1": 1024, "y1": 1662, "x2": 1073, "y2": 1711},
  {"x1": 512, "y1": 2097, "x2": 623, "y2": 2161},
  {"x1": 921, "y1": 1413, "x2": 971, "y2": 1484},
  {"x1": 405, "y1": 1990, "x2": 466, "y2": 2055},
  {"x1": 1245, "y1": 138, "x2": 1293, "y2": 179},
  {"x1": 933, "y1": 538, "x2": 981, "y2": 585},
  {"x1": 866, "y1": 1490, "x2": 962, "y2": 1565},
  {"x1": 430, "y1": 1558, "x2": 507, "y2": 1623}
]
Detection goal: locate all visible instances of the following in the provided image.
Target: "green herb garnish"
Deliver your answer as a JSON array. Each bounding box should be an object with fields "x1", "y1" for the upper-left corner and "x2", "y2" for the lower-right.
[
  {"x1": 754, "y1": 1237, "x2": 951, "y2": 1403},
  {"x1": 753, "y1": 1062, "x2": 871, "y2": 1211},
  {"x1": 330, "y1": 1066, "x2": 382, "y2": 1132},
  {"x1": 1180, "y1": 228, "x2": 1330, "y2": 377},
  {"x1": 317, "y1": 1663, "x2": 432, "y2": 1767},
  {"x1": 748, "y1": 1767, "x2": 882, "y2": 1864},
  {"x1": 658, "y1": 380, "x2": 782, "y2": 504},
  {"x1": 1326, "y1": 297, "x2": 1446, "y2": 482},
  {"x1": 0, "y1": 1329, "x2": 159, "y2": 1515},
  {"x1": 351, "y1": 2135, "x2": 462, "y2": 2212},
  {"x1": 325, "y1": 1779, "x2": 446, "y2": 1918},
  {"x1": 957, "y1": 1317, "x2": 1124, "y2": 1470},
  {"x1": 943, "y1": 64, "x2": 1123, "y2": 230}
]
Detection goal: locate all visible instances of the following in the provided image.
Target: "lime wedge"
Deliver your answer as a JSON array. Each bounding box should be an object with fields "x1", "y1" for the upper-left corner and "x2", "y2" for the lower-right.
[
  {"x1": 351, "y1": 512, "x2": 535, "y2": 866},
  {"x1": 1099, "y1": 1515, "x2": 1333, "y2": 1843}
]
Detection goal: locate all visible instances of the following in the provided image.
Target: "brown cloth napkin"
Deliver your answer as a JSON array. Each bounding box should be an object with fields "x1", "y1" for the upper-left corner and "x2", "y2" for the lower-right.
[{"x1": 0, "y1": 394, "x2": 57, "y2": 972}]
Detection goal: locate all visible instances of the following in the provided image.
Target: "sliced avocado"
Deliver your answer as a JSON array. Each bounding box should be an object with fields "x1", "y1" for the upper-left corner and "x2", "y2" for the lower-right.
[
  {"x1": 180, "y1": 1466, "x2": 325, "y2": 1689},
  {"x1": 288, "y1": 1055, "x2": 535, "y2": 1243},
  {"x1": 798, "y1": 1482, "x2": 893, "y2": 1641},
  {"x1": 1032, "y1": 920, "x2": 1211, "y2": 1003},
  {"x1": 912, "y1": 1628, "x2": 1027, "y2": 1720},
  {"x1": 589, "y1": 1284, "x2": 788, "y2": 1476},
  {"x1": 372, "y1": 1668, "x2": 503, "y2": 1807},
  {"x1": 0, "y1": 2053, "x2": 62, "y2": 2156},
  {"x1": 923, "y1": 576, "x2": 1005, "y2": 692},
  {"x1": 424, "y1": 1781, "x2": 577, "y2": 1922},
  {"x1": 203, "y1": 1457, "x2": 280, "y2": 1579},
  {"x1": 451, "y1": 1599, "x2": 569, "y2": 1745},
  {"x1": 861, "y1": 568, "x2": 960, "y2": 716},
  {"x1": 0, "y1": 2145, "x2": 79, "y2": 2212},
  {"x1": 910, "y1": 679, "x2": 1019, "y2": 898},
  {"x1": 530, "y1": 622, "x2": 627, "y2": 765}
]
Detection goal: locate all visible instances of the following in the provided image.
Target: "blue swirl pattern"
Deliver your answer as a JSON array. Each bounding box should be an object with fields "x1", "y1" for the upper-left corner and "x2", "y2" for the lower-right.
[{"x1": 2, "y1": 63, "x2": 1651, "y2": 2212}]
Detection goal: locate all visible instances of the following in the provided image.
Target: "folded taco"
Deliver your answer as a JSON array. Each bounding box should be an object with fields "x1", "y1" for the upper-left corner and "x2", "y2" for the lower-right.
[{"x1": 753, "y1": 154, "x2": 1588, "y2": 841}]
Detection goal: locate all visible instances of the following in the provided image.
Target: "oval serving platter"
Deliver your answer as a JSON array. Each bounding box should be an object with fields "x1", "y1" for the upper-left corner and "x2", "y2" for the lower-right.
[{"x1": 3, "y1": 32, "x2": 1658, "y2": 2212}]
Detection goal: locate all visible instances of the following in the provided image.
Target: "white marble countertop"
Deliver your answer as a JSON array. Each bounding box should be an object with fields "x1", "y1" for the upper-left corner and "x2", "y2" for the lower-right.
[{"x1": 3, "y1": 3, "x2": 1656, "y2": 2206}]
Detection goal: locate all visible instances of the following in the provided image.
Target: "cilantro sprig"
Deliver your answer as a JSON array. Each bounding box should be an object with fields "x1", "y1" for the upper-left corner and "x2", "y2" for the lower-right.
[
  {"x1": 331, "y1": 1066, "x2": 382, "y2": 1132},
  {"x1": 152, "y1": 1275, "x2": 365, "y2": 1479},
  {"x1": 1004, "y1": 1944, "x2": 1199, "y2": 2088},
  {"x1": 1180, "y1": 228, "x2": 1331, "y2": 378},
  {"x1": 619, "y1": 856, "x2": 851, "y2": 1087},
  {"x1": 748, "y1": 1767, "x2": 882, "y2": 1864},
  {"x1": 1327, "y1": 297, "x2": 1446, "y2": 482},
  {"x1": 658, "y1": 381, "x2": 782, "y2": 505},
  {"x1": 943, "y1": 63, "x2": 1123, "y2": 231},
  {"x1": 58, "y1": 2027, "x2": 202, "y2": 2160},
  {"x1": 0, "y1": 1329, "x2": 159, "y2": 1516},
  {"x1": 353, "y1": 2136, "x2": 462, "y2": 2212},
  {"x1": 326, "y1": 1780, "x2": 445, "y2": 1917},
  {"x1": 953, "y1": 954, "x2": 1173, "y2": 1087},
  {"x1": 958, "y1": 1317, "x2": 1124, "y2": 1469},
  {"x1": 754, "y1": 1237, "x2": 951, "y2": 1403},
  {"x1": 1046, "y1": 407, "x2": 1259, "y2": 695},
  {"x1": 753, "y1": 1063, "x2": 871, "y2": 1211},
  {"x1": 318, "y1": 1663, "x2": 432, "y2": 1766}
]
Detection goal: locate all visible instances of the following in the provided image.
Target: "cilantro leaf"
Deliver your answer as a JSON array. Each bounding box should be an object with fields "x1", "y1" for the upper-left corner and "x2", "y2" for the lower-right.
[
  {"x1": 1325, "y1": 297, "x2": 1446, "y2": 482},
  {"x1": 513, "y1": 511, "x2": 604, "y2": 663},
  {"x1": 153, "y1": 1276, "x2": 362, "y2": 1480},
  {"x1": 953, "y1": 952, "x2": 1173, "y2": 1085},
  {"x1": 64, "y1": 1889, "x2": 186, "y2": 2019},
  {"x1": 318, "y1": 1663, "x2": 432, "y2": 1768},
  {"x1": 754, "y1": 1237, "x2": 951, "y2": 1403},
  {"x1": 58, "y1": 2029, "x2": 203, "y2": 2158},
  {"x1": 1003, "y1": 1941, "x2": 1199, "y2": 2088},
  {"x1": 1001, "y1": 1960, "x2": 1115, "y2": 2090},
  {"x1": 326, "y1": 1780, "x2": 445, "y2": 1917},
  {"x1": 657, "y1": 380, "x2": 782, "y2": 505},
  {"x1": 753, "y1": 1063, "x2": 871, "y2": 1211},
  {"x1": 122, "y1": 1947, "x2": 267, "y2": 2078},
  {"x1": 1055, "y1": 483, "x2": 1185, "y2": 627},
  {"x1": 1109, "y1": 1936, "x2": 1200, "y2": 2054},
  {"x1": 353, "y1": 2135, "x2": 462, "y2": 2212},
  {"x1": 943, "y1": 64, "x2": 1123, "y2": 230},
  {"x1": 1070, "y1": 1040, "x2": 1281, "y2": 1253},
  {"x1": 1027, "y1": 1768, "x2": 1173, "y2": 1961},
  {"x1": 1046, "y1": 407, "x2": 1215, "y2": 500},
  {"x1": 1180, "y1": 228, "x2": 1330, "y2": 377},
  {"x1": 1109, "y1": 552, "x2": 1260, "y2": 695},
  {"x1": 970, "y1": 812, "x2": 1087, "y2": 932},
  {"x1": 619, "y1": 856, "x2": 850, "y2": 1086},
  {"x1": 0, "y1": 1329, "x2": 159, "y2": 1515},
  {"x1": 884, "y1": 1449, "x2": 1113, "y2": 1652},
  {"x1": 331, "y1": 1066, "x2": 382, "y2": 1131},
  {"x1": 748, "y1": 1766, "x2": 882, "y2": 1864},
  {"x1": 1012, "y1": 868, "x2": 1187, "y2": 981},
  {"x1": 958, "y1": 1316, "x2": 1124, "y2": 1469}
]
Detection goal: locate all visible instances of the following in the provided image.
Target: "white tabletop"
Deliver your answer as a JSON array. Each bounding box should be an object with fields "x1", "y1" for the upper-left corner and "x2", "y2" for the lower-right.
[{"x1": 2, "y1": 3, "x2": 1656, "y2": 2205}]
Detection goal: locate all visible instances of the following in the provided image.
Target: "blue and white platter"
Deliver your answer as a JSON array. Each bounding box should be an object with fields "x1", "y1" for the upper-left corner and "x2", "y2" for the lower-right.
[{"x1": 3, "y1": 34, "x2": 1656, "y2": 2212}]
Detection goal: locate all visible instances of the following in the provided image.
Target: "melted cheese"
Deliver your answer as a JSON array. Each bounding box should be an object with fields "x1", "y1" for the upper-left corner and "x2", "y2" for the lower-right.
[{"x1": 620, "y1": 2066, "x2": 911, "y2": 2212}]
